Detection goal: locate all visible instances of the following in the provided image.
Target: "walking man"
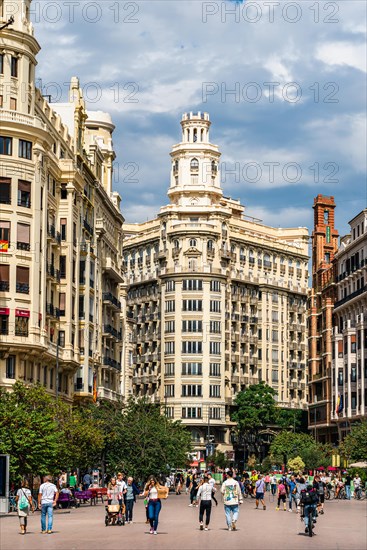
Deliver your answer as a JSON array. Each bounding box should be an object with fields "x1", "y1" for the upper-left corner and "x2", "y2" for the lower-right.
[
  {"x1": 125, "y1": 476, "x2": 140, "y2": 523},
  {"x1": 255, "y1": 474, "x2": 266, "y2": 510},
  {"x1": 38, "y1": 475, "x2": 58, "y2": 534},
  {"x1": 221, "y1": 470, "x2": 243, "y2": 531}
]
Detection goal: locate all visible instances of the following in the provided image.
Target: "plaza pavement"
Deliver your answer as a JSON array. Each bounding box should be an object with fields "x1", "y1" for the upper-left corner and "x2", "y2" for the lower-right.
[{"x1": 1, "y1": 491, "x2": 366, "y2": 550}]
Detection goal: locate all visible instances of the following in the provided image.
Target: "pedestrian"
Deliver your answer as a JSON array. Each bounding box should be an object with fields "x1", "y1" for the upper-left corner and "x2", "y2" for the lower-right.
[
  {"x1": 353, "y1": 474, "x2": 361, "y2": 498},
  {"x1": 38, "y1": 475, "x2": 58, "y2": 534},
  {"x1": 16, "y1": 480, "x2": 34, "y2": 535},
  {"x1": 255, "y1": 473, "x2": 266, "y2": 510},
  {"x1": 124, "y1": 476, "x2": 140, "y2": 523},
  {"x1": 69, "y1": 471, "x2": 77, "y2": 491},
  {"x1": 264, "y1": 473, "x2": 270, "y2": 492},
  {"x1": 197, "y1": 475, "x2": 213, "y2": 531},
  {"x1": 207, "y1": 473, "x2": 218, "y2": 506},
  {"x1": 185, "y1": 471, "x2": 192, "y2": 494},
  {"x1": 313, "y1": 474, "x2": 325, "y2": 513},
  {"x1": 287, "y1": 474, "x2": 297, "y2": 512},
  {"x1": 221, "y1": 470, "x2": 243, "y2": 531},
  {"x1": 295, "y1": 476, "x2": 307, "y2": 513},
  {"x1": 82, "y1": 471, "x2": 92, "y2": 490},
  {"x1": 144, "y1": 477, "x2": 166, "y2": 535},
  {"x1": 189, "y1": 473, "x2": 199, "y2": 507},
  {"x1": 344, "y1": 472, "x2": 352, "y2": 500},
  {"x1": 116, "y1": 472, "x2": 127, "y2": 497},
  {"x1": 276, "y1": 479, "x2": 287, "y2": 511},
  {"x1": 270, "y1": 473, "x2": 277, "y2": 496}
]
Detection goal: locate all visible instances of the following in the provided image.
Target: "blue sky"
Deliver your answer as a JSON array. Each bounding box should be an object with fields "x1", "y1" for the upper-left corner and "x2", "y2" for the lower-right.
[{"x1": 32, "y1": 0, "x2": 366, "y2": 240}]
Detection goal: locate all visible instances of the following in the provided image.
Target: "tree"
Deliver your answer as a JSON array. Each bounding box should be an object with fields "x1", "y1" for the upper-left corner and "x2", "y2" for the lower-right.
[
  {"x1": 270, "y1": 431, "x2": 332, "y2": 470},
  {"x1": 206, "y1": 451, "x2": 228, "y2": 470},
  {"x1": 232, "y1": 383, "x2": 278, "y2": 433},
  {"x1": 339, "y1": 421, "x2": 367, "y2": 462},
  {"x1": 287, "y1": 456, "x2": 305, "y2": 472},
  {"x1": 117, "y1": 397, "x2": 192, "y2": 482},
  {"x1": 0, "y1": 383, "x2": 60, "y2": 481}
]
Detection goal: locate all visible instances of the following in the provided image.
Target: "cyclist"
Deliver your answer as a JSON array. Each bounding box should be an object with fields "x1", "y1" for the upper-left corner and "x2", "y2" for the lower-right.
[{"x1": 300, "y1": 485, "x2": 318, "y2": 534}]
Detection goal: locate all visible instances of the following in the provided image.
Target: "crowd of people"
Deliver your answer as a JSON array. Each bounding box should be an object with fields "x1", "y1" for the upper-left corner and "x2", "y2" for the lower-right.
[{"x1": 13, "y1": 467, "x2": 365, "y2": 536}]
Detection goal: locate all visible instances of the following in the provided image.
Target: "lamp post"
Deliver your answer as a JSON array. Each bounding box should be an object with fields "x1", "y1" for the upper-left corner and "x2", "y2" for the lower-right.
[{"x1": 0, "y1": 15, "x2": 14, "y2": 31}]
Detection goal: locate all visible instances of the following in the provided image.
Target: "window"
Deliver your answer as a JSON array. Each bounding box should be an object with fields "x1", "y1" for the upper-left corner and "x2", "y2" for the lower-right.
[
  {"x1": 10, "y1": 97, "x2": 17, "y2": 110},
  {"x1": 60, "y1": 185, "x2": 67, "y2": 199},
  {"x1": 207, "y1": 240, "x2": 214, "y2": 251},
  {"x1": 6, "y1": 356, "x2": 16, "y2": 379},
  {"x1": 182, "y1": 341, "x2": 202, "y2": 354},
  {"x1": 59, "y1": 293, "x2": 66, "y2": 316},
  {"x1": 50, "y1": 368, "x2": 54, "y2": 389},
  {"x1": 15, "y1": 314, "x2": 29, "y2": 336},
  {"x1": 210, "y1": 300, "x2": 221, "y2": 312},
  {"x1": 182, "y1": 407, "x2": 202, "y2": 419},
  {"x1": 164, "y1": 363, "x2": 175, "y2": 376},
  {"x1": 210, "y1": 341, "x2": 221, "y2": 354},
  {"x1": 164, "y1": 341, "x2": 175, "y2": 355},
  {"x1": 182, "y1": 362, "x2": 202, "y2": 375},
  {"x1": 11, "y1": 56, "x2": 18, "y2": 78},
  {"x1": 210, "y1": 362, "x2": 221, "y2": 376},
  {"x1": 60, "y1": 256, "x2": 66, "y2": 279},
  {"x1": 60, "y1": 218, "x2": 67, "y2": 241},
  {"x1": 0, "y1": 137, "x2": 12, "y2": 155},
  {"x1": 16, "y1": 266, "x2": 29, "y2": 293},
  {"x1": 164, "y1": 384, "x2": 175, "y2": 397},
  {"x1": 0, "y1": 264, "x2": 9, "y2": 291},
  {"x1": 182, "y1": 279, "x2": 202, "y2": 291},
  {"x1": 58, "y1": 331, "x2": 65, "y2": 348},
  {"x1": 0, "y1": 178, "x2": 11, "y2": 204},
  {"x1": 165, "y1": 300, "x2": 175, "y2": 313},
  {"x1": 209, "y1": 407, "x2": 221, "y2": 419},
  {"x1": 0, "y1": 54, "x2": 3, "y2": 74},
  {"x1": 165, "y1": 407, "x2": 174, "y2": 419},
  {"x1": 210, "y1": 280, "x2": 221, "y2": 292},
  {"x1": 190, "y1": 158, "x2": 199, "y2": 170},
  {"x1": 166, "y1": 280, "x2": 175, "y2": 292},
  {"x1": 189, "y1": 238, "x2": 197, "y2": 247},
  {"x1": 272, "y1": 330, "x2": 278, "y2": 343},
  {"x1": 182, "y1": 384, "x2": 202, "y2": 397},
  {"x1": 165, "y1": 320, "x2": 175, "y2": 333},
  {"x1": 16, "y1": 223, "x2": 30, "y2": 251},
  {"x1": 271, "y1": 370, "x2": 278, "y2": 382},
  {"x1": 210, "y1": 321, "x2": 221, "y2": 333},
  {"x1": 0, "y1": 221, "x2": 10, "y2": 248},
  {"x1": 182, "y1": 299, "x2": 202, "y2": 311},
  {"x1": 18, "y1": 140, "x2": 32, "y2": 160},
  {"x1": 272, "y1": 349, "x2": 278, "y2": 363},
  {"x1": 0, "y1": 312, "x2": 9, "y2": 335},
  {"x1": 209, "y1": 385, "x2": 221, "y2": 398},
  {"x1": 182, "y1": 320, "x2": 202, "y2": 332},
  {"x1": 17, "y1": 180, "x2": 31, "y2": 207}
]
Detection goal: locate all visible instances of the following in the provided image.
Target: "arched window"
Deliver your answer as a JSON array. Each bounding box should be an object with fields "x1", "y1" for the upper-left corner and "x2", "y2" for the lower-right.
[
  {"x1": 189, "y1": 238, "x2": 197, "y2": 247},
  {"x1": 249, "y1": 249, "x2": 254, "y2": 257},
  {"x1": 173, "y1": 239, "x2": 179, "y2": 249},
  {"x1": 280, "y1": 256, "x2": 285, "y2": 265},
  {"x1": 288, "y1": 258, "x2": 293, "y2": 266},
  {"x1": 264, "y1": 253, "x2": 270, "y2": 262},
  {"x1": 201, "y1": 129, "x2": 204, "y2": 142},
  {"x1": 207, "y1": 239, "x2": 213, "y2": 251},
  {"x1": 190, "y1": 158, "x2": 199, "y2": 171},
  {"x1": 211, "y1": 160, "x2": 217, "y2": 173},
  {"x1": 173, "y1": 159, "x2": 179, "y2": 173},
  {"x1": 193, "y1": 128, "x2": 197, "y2": 142},
  {"x1": 222, "y1": 223, "x2": 227, "y2": 236}
]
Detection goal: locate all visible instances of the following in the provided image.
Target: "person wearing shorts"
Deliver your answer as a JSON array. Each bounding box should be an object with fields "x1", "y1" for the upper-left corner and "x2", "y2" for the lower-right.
[
  {"x1": 276, "y1": 480, "x2": 287, "y2": 511},
  {"x1": 255, "y1": 474, "x2": 266, "y2": 510}
]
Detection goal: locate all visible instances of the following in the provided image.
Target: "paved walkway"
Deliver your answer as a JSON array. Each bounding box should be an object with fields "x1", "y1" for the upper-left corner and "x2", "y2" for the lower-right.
[{"x1": 1, "y1": 492, "x2": 366, "y2": 550}]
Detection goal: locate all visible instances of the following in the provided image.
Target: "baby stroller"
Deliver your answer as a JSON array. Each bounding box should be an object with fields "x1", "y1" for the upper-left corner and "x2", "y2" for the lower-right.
[{"x1": 105, "y1": 502, "x2": 125, "y2": 526}]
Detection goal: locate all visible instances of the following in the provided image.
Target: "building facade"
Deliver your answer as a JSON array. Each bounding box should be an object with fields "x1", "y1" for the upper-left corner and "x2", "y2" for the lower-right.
[
  {"x1": 0, "y1": 0, "x2": 124, "y2": 402},
  {"x1": 123, "y1": 112, "x2": 309, "y2": 457},
  {"x1": 308, "y1": 195, "x2": 339, "y2": 443},
  {"x1": 331, "y1": 210, "x2": 367, "y2": 440}
]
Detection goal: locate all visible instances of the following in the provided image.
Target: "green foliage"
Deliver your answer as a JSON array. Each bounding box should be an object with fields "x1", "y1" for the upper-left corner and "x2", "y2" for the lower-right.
[
  {"x1": 277, "y1": 409, "x2": 303, "y2": 431},
  {"x1": 117, "y1": 397, "x2": 191, "y2": 482},
  {"x1": 0, "y1": 383, "x2": 60, "y2": 481},
  {"x1": 232, "y1": 382, "x2": 277, "y2": 433},
  {"x1": 287, "y1": 456, "x2": 305, "y2": 472},
  {"x1": 270, "y1": 431, "x2": 332, "y2": 470},
  {"x1": 339, "y1": 421, "x2": 367, "y2": 462},
  {"x1": 207, "y1": 451, "x2": 228, "y2": 470}
]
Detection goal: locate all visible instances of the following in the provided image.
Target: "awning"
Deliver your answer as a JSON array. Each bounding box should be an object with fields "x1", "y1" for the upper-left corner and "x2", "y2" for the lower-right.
[{"x1": 0, "y1": 308, "x2": 10, "y2": 316}]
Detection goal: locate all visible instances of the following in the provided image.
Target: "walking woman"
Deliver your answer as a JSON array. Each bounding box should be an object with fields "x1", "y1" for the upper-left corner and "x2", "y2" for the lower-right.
[
  {"x1": 276, "y1": 479, "x2": 287, "y2": 511},
  {"x1": 144, "y1": 477, "x2": 167, "y2": 535},
  {"x1": 197, "y1": 475, "x2": 213, "y2": 531},
  {"x1": 189, "y1": 473, "x2": 199, "y2": 507},
  {"x1": 16, "y1": 480, "x2": 34, "y2": 535}
]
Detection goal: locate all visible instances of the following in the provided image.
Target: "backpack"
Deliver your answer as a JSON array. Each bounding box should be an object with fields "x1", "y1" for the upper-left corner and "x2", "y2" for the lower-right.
[
  {"x1": 19, "y1": 490, "x2": 29, "y2": 510},
  {"x1": 301, "y1": 489, "x2": 317, "y2": 505}
]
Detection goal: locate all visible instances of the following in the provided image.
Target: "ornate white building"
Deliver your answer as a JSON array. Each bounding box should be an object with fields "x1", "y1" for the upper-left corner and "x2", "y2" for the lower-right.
[
  {"x1": 123, "y1": 112, "x2": 309, "y2": 457},
  {"x1": 0, "y1": 0, "x2": 124, "y2": 401}
]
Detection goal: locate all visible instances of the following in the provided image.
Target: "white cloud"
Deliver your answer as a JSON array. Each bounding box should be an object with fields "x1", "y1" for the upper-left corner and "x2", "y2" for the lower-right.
[{"x1": 315, "y1": 42, "x2": 366, "y2": 73}]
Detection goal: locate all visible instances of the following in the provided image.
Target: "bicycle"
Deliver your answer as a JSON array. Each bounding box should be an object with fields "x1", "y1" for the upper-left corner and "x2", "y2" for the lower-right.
[
  {"x1": 300, "y1": 503, "x2": 317, "y2": 537},
  {"x1": 354, "y1": 487, "x2": 366, "y2": 501}
]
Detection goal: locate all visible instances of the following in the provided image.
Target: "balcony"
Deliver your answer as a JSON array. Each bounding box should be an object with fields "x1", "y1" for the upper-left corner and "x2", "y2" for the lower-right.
[
  {"x1": 46, "y1": 303, "x2": 60, "y2": 318},
  {"x1": 103, "y1": 256, "x2": 123, "y2": 283},
  {"x1": 17, "y1": 242, "x2": 31, "y2": 251},
  {"x1": 0, "y1": 109, "x2": 48, "y2": 131},
  {"x1": 16, "y1": 283, "x2": 29, "y2": 294},
  {"x1": 0, "y1": 281, "x2": 9, "y2": 291},
  {"x1": 334, "y1": 285, "x2": 367, "y2": 309},
  {"x1": 83, "y1": 219, "x2": 93, "y2": 235},
  {"x1": 103, "y1": 324, "x2": 122, "y2": 340},
  {"x1": 102, "y1": 292, "x2": 121, "y2": 310}
]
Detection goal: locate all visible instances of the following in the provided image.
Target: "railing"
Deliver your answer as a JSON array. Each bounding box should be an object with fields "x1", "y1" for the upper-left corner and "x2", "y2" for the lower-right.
[
  {"x1": 16, "y1": 283, "x2": 29, "y2": 294},
  {"x1": 83, "y1": 219, "x2": 93, "y2": 235},
  {"x1": 0, "y1": 281, "x2": 10, "y2": 291},
  {"x1": 334, "y1": 285, "x2": 367, "y2": 309},
  {"x1": 0, "y1": 109, "x2": 47, "y2": 130},
  {"x1": 103, "y1": 324, "x2": 122, "y2": 340},
  {"x1": 102, "y1": 292, "x2": 122, "y2": 309}
]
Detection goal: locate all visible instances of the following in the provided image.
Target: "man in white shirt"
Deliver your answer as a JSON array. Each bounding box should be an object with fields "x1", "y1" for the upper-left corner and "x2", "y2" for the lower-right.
[
  {"x1": 38, "y1": 475, "x2": 58, "y2": 534},
  {"x1": 221, "y1": 470, "x2": 243, "y2": 531},
  {"x1": 116, "y1": 472, "x2": 127, "y2": 496},
  {"x1": 353, "y1": 475, "x2": 361, "y2": 497}
]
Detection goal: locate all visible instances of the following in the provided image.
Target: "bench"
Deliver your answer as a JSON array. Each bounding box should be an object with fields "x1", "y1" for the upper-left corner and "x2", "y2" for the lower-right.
[
  {"x1": 89, "y1": 487, "x2": 107, "y2": 504},
  {"x1": 57, "y1": 492, "x2": 75, "y2": 509},
  {"x1": 74, "y1": 490, "x2": 94, "y2": 506}
]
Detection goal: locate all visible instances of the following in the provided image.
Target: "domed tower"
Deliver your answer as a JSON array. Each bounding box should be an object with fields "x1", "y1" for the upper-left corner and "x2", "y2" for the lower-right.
[
  {"x1": 0, "y1": 0, "x2": 40, "y2": 115},
  {"x1": 167, "y1": 112, "x2": 223, "y2": 208}
]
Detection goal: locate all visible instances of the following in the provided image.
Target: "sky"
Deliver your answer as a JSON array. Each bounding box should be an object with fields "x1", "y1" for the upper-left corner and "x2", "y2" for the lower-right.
[{"x1": 31, "y1": 0, "x2": 366, "y2": 242}]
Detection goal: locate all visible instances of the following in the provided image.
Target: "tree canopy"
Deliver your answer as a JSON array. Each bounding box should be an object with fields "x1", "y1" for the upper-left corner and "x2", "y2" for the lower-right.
[
  {"x1": 339, "y1": 421, "x2": 367, "y2": 462},
  {"x1": 231, "y1": 382, "x2": 278, "y2": 433},
  {"x1": 269, "y1": 431, "x2": 332, "y2": 470}
]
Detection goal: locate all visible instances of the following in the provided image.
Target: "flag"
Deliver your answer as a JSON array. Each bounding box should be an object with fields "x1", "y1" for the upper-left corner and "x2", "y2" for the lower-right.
[
  {"x1": 93, "y1": 372, "x2": 97, "y2": 402},
  {"x1": 0, "y1": 241, "x2": 9, "y2": 252},
  {"x1": 336, "y1": 394, "x2": 343, "y2": 415}
]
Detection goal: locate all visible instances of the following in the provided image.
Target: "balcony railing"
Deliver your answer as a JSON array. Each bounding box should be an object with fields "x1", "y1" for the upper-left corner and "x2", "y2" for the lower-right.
[
  {"x1": 0, "y1": 281, "x2": 9, "y2": 291},
  {"x1": 83, "y1": 219, "x2": 93, "y2": 235},
  {"x1": 17, "y1": 242, "x2": 31, "y2": 251},
  {"x1": 16, "y1": 283, "x2": 29, "y2": 294},
  {"x1": 103, "y1": 292, "x2": 122, "y2": 309},
  {"x1": 334, "y1": 285, "x2": 367, "y2": 309},
  {"x1": 103, "y1": 324, "x2": 122, "y2": 340},
  {"x1": 103, "y1": 356, "x2": 121, "y2": 371}
]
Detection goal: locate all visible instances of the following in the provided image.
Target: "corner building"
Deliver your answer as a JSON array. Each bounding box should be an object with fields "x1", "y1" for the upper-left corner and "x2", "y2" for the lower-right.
[
  {"x1": 124, "y1": 113, "x2": 309, "y2": 457},
  {"x1": 0, "y1": 0, "x2": 124, "y2": 401}
]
